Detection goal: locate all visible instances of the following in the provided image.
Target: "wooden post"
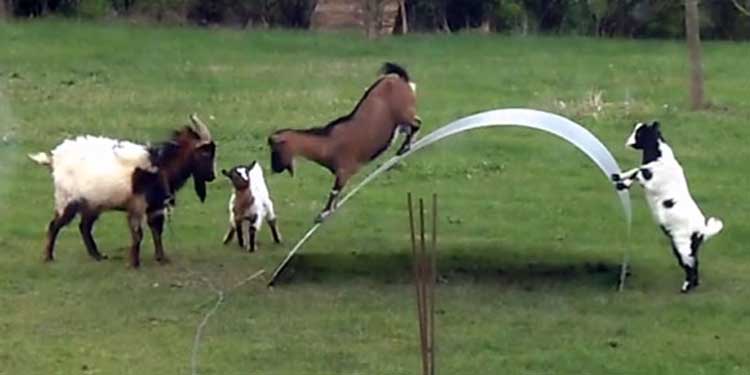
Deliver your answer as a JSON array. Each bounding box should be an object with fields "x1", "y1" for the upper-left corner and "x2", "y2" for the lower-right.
[
  {"x1": 0, "y1": 0, "x2": 7, "y2": 19},
  {"x1": 685, "y1": 0, "x2": 705, "y2": 110},
  {"x1": 364, "y1": 0, "x2": 381, "y2": 39}
]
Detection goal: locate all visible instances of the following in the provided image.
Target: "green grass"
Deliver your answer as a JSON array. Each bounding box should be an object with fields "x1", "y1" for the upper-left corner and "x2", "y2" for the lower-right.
[{"x1": 1, "y1": 20, "x2": 750, "y2": 374}]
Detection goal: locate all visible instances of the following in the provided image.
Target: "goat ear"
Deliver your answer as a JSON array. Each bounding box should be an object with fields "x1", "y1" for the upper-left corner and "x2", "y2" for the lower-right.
[
  {"x1": 221, "y1": 169, "x2": 231, "y2": 177},
  {"x1": 651, "y1": 121, "x2": 660, "y2": 130},
  {"x1": 194, "y1": 177, "x2": 207, "y2": 203}
]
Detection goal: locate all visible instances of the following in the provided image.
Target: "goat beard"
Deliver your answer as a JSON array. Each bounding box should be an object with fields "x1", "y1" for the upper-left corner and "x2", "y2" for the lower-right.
[{"x1": 193, "y1": 177, "x2": 207, "y2": 202}]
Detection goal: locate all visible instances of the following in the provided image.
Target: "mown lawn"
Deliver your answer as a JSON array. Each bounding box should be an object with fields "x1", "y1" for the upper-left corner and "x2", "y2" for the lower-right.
[{"x1": 0, "y1": 21, "x2": 749, "y2": 374}]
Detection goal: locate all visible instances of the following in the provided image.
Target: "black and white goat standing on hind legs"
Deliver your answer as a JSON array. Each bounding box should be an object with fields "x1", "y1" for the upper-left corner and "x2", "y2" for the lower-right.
[
  {"x1": 267, "y1": 62, "x2": 421, "y2": 223},
  {"x1": 222, "y1": 162, "x2": 282, "y2": 252},
  {"x1": 611, "y1": 121, "x2": 724, "y2": 293}
]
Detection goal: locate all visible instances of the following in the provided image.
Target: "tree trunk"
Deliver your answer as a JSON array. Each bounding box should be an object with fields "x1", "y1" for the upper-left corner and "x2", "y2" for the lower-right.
[
  {"x1": 364, "y1": 0, "x2": 383, "y2": 39},
  {"x1": 685, "y1": 0, "x2": 705, "y2": 110},
  {"x1": 0, "y1": 0, "x2": 6, "y2": 19},
  {"x1": 399, "y1": 0, "x2": 407, "y2": 34}
]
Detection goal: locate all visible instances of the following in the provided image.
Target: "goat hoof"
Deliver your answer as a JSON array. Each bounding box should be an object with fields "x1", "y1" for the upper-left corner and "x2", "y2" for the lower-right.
[
  {"x1": 315, "y1": 212, "x2": 331, "y2": 223},
  {"x1": 396, "y1": 146, "x2": 411, "y2": 156},
  {"x1": 156, "y1": 256, "x2": 171, "y2": 265},
  {"x1": 611, "y1": 173, "x2": 621, "y2": 182},
  {"x1": 615, "y1": 182, "x2": 628, "y2": 191},
  {"x1": 43, "y1": 256, "x2": 54, "y2": 263},
  {"x1": 680, "y1": 281, "x2": 697, "y2": 293}
]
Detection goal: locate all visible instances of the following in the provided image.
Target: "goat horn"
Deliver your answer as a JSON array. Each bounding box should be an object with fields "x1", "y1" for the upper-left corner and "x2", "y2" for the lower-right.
[{"x1": 189, "y1": 113, "x2": 212, "y2": 141}]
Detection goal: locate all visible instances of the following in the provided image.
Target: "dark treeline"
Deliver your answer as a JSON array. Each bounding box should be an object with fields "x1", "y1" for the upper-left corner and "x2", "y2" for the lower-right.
[{"x1": 3, "y1": 0, "x2": 750, "y2": 39}]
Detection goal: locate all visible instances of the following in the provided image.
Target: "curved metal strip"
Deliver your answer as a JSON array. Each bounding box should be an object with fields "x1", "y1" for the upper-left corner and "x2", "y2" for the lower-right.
[{"x1": 270, "y1": 108, "x2": 631, "y2": 285}]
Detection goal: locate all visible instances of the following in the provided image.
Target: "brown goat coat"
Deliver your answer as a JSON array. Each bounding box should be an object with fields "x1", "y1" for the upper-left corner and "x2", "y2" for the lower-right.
[{"x1": 270, "y1": 73, "x2": 419, "y2": 219}]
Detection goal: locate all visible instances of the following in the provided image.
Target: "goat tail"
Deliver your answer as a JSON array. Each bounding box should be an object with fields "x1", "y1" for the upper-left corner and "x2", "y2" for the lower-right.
[
  {"x1": 380, "y1": 62, "x2": 411, "y2": 82},
  {"x1": 703, "y1": 217, "x2": 724, "y2": 240},
  {"x1": 28, "y1": 152, "x2": 52, "y2": 168}
]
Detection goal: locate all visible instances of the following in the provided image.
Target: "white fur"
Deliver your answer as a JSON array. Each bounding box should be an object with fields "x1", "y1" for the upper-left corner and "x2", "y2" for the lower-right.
[
  {"x1": 619, "y1": 141, "x2": 722, "y2": 241},
  {"x1": 30, "y1": 136, "x2": 155, "y2": 214},
  {"x1": 228, "y1": 163, "x2": 276, "y2": 232},
  {"x1": 625, "y1": 123, "x2": 643, "y2": 148}
]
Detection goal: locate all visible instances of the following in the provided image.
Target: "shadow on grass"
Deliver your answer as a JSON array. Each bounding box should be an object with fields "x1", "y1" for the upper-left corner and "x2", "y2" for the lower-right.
[{"x1": 275, "y1": 243, "x2": 623, "y2": 290}]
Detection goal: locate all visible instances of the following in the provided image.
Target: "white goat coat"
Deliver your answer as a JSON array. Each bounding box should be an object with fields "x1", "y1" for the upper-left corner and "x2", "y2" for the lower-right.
[
  {"x1": 635, "y1": 142, "x2": 722, "y2": 244},
  {"x1": 228, "y1": 163, "x2": 276, "y2": 231},
  {"x1": 43, "y1": 136, "x2": 154, "y2": 213}
]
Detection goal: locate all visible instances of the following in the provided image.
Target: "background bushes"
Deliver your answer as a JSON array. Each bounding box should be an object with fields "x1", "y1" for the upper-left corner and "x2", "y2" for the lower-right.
[{"x1": 3, "y1": 0, "x2": 750, "y2": 39}]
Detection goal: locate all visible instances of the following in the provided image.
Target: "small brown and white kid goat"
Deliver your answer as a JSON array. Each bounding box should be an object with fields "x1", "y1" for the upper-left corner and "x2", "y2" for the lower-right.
[
  {"x1": 612, "y1": 121, "x2": 723, "y2": 293},
  {"x1": 222, "y1": 162, "x2": 282, "y2": 252}
]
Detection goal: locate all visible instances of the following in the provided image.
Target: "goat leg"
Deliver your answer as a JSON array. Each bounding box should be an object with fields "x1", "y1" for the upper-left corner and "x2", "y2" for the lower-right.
[
  {"x1": 148, "y1": 212, "x2": 169, "y2": 264},
  {"x1": 79, "y1": 211, "x2": 107, "y2": 261},
  {"x1": 223, "y1": 226, "x2": 236, "y2": 245},
  {"x1": 612, "y1": 167, "x2": 640, "y2": 182},
  {"x1": 248, "y1": 225, "x2": 257, "y2": 253},
  {"x1": 128, "y1": 214, "x2": 144, "y2": 268},
  {"x1": 612, "y1": 168, "x2": 640, "y2": 190},
  {"x1": 235, "y1": 220, "x2": 245, "y2": 249},
  {"x1": 267, "y1": 218, "x2": 282, "y2": 244},
  {"x1": 317, "y1": 175, "x2": 349, "y2": 223},
  {"x1": 396, "y1": 124, "x2": 420, "y2": 156},
  {"x1": 316, "y1": 190, "x2": 340, "y2": 223},
  {"x1": 44, "y1": 203, "x2": 79, "y2": 262}
]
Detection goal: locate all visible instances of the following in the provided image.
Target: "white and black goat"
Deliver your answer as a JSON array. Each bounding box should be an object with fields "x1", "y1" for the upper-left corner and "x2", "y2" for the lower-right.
[
  {"x1": 29, "y1": 114, "x2": 217, "y2": 267},
  {"x1": 611, "y1": 121, "x2": 723, "y2": 292},
  {"x1": 268, "y1": 62, "x2": 421, "y2": 222},
  {"x1": 221, "y1": 162, "x2": 281, "y2": 252}
]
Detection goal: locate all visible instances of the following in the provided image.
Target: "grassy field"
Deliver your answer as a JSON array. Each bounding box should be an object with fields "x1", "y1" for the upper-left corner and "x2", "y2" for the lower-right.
[{"x1": 1, "y1": 21, "x2": 749, "y2": 374}]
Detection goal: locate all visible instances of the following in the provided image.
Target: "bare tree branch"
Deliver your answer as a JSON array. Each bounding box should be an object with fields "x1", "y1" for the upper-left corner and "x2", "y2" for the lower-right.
[{"x1": 731, "y1": 0, "x2": 750, "y2": 16}]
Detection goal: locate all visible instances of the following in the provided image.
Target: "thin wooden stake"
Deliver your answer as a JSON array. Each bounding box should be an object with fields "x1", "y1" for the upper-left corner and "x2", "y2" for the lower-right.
[
  {"x1": 409, "y1": 193, "x2": 437, "y2": 375},
  {"x1": 409, "y1": 194, "x2": 427, "y2": 375},
  {"x1": 419, "y1": 198, "x2": 429, "y2": 375},
  {"x1": 429, "y1": 193, "x2": 437, "y2": 375}
]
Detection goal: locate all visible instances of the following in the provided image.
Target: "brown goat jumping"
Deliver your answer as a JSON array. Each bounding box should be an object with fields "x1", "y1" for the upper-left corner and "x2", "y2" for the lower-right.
[
  {"x1": 29, "y1": 114, "x2": 217, "y2": 267},
  {"x1": 267, "y1": 62, "x2": 421, "y2": 222}
]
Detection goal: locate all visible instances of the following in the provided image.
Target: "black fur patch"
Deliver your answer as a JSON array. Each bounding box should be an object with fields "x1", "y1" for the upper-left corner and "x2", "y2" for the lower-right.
[
  {"x1": 640, "y1": 168, "x2": 653, "y2": 180},
  {"x1": 662, "y1": 199, "x2": 675, "y2": 208},
  {"x1": 690, "y1": 232, "x2": 704, "y2": 256},
  {"x1": 380, "y1": 62, "x2": 411, "y2": 82},
  {"x1": 269, "y1": 148, "x2": 286, "y2": 174},
  {"x1": 630, "y1": 122, "x2": 664, "y2": 164},
  {"x1": 132, "y1": 168, "x2": 171, "y2": 209}
]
